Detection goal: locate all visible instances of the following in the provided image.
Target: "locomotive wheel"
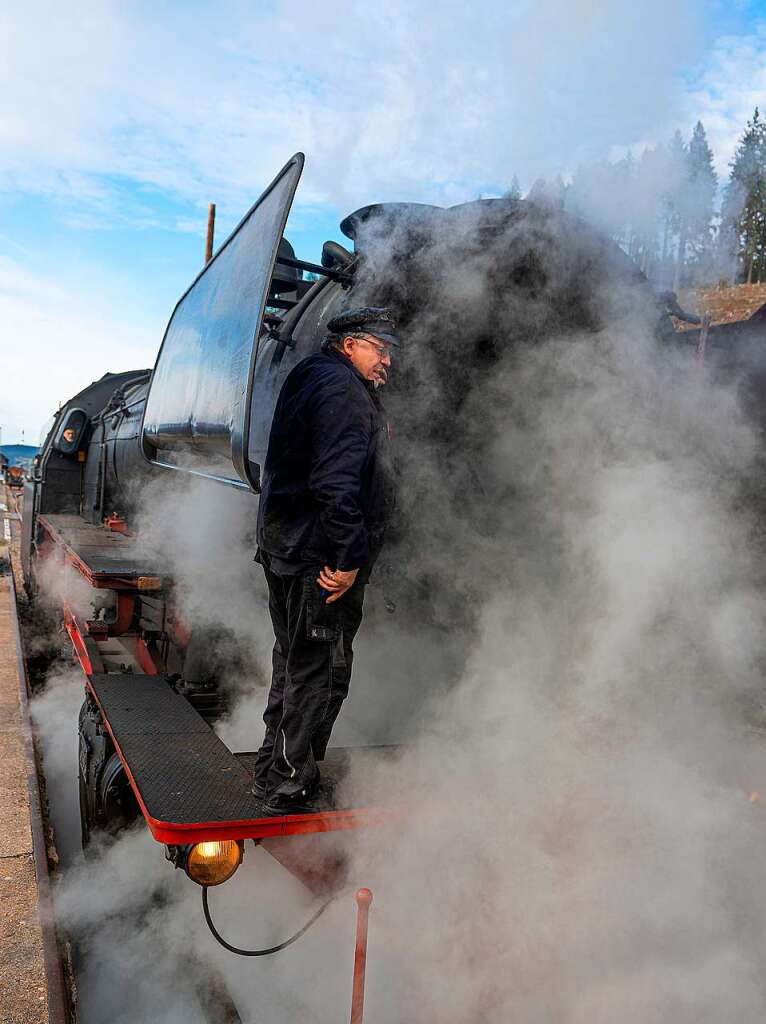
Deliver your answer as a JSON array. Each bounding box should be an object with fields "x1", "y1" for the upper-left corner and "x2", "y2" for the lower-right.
[
  {"x1": 78, "y1": 700, "x2": 139, "y2": 849},
  {"x1": 98, "y1": 751, "x2": 139, "y2": 835}
]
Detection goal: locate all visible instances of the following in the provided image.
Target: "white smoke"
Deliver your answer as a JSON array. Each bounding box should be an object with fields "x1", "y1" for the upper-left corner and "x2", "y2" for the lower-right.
[
  {"x1": 331, "y1": 312, "x2": 766, "y2": 1021},
  {"x1": 27, "y1": 227, "x2": 766, "y2": 1024},
  {"x1": 0, "y1": 0, "x2": 703, "y2": 214}
]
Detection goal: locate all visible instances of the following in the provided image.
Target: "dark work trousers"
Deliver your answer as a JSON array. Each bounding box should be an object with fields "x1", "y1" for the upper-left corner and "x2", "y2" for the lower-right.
[{"x1": 252, "y1": 564, "x2": 366, "y2": 798}]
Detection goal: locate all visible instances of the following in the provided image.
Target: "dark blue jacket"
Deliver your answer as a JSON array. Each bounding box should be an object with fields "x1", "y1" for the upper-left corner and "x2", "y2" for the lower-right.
[{"x1": 256, "y1": 349, "x2": 391, "y2": 573}]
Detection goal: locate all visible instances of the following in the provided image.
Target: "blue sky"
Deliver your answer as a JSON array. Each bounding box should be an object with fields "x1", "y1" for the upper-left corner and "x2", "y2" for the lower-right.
[{"x1": 2, "y1": 0, "x2": 766, "y2": 442}]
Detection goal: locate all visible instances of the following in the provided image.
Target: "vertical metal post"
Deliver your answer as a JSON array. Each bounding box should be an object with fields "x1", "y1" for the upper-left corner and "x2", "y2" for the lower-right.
[
  {"x1": 696, "y1": 312, "x2": 711, "y2": 366},
  {"x1": 205, "y1": 203, "x2": 216, "y2": 264},
  {"x1": 350, "y1": 888, "x2": 373, "y2": 1024}
]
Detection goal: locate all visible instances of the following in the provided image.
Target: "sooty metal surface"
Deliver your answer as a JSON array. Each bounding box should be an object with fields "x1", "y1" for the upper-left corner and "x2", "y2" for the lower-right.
[
  {"x1": 39, "y1": 514, "x2": 169, "y2": 579},
  {"x1": 88, "y1": 674, "x2": 257, "y2": 825},
  {"x1": 87, "y1": 673, "x2": 403, "y2": 842},
  {"x1": 88, "y1": 673, "x2": 210, "y2": 736}
]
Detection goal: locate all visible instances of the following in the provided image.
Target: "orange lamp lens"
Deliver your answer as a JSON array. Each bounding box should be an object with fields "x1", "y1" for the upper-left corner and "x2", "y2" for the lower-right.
[{"x1": 186, "y1": 840, "x2": 243, "y2": 886}]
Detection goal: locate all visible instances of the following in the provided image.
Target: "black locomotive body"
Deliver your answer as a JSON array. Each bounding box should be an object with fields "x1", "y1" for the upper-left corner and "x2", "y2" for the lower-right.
[{"x1": 22, "y1": 152, "x2": 698, "y2": 860}]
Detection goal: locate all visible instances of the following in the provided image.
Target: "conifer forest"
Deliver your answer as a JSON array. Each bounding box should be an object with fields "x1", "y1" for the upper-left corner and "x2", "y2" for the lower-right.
[{"x1": 514, "y1": 110, "x2": 766, "y2": 290}]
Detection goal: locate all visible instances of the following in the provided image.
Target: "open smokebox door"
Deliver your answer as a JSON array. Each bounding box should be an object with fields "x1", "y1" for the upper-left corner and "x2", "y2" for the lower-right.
[
  {"x1": 85, "y1": 672, "x2": 407, "y2": 888},
  {"x1": 140, "y1": 153, "x2": 305, "y2": 493}
]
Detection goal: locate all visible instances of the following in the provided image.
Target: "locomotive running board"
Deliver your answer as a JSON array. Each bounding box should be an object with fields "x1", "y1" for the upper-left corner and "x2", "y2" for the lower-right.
[
  {"x1": 37, "y1": 513, "x2": 169, "y2": 589},
  {"x1": 85, "y1": 673, "x2": 403, "y2": 845}
]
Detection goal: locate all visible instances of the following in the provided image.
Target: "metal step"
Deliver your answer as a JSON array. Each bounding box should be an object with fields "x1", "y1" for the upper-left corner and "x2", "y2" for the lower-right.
[{"x1": 86, "y1": 673, "x2": 403, "y2": 845}]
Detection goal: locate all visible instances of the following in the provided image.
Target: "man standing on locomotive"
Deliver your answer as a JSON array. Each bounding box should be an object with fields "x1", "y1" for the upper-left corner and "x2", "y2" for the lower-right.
[{"x1": 251, "y1": 307, "x2": 399, "y2": 816}]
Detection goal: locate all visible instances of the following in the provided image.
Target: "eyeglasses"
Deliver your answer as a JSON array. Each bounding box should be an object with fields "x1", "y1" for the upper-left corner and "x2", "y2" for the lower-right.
[{"x1": 354, "y1": 334, "x2": 392, "y2": 357}]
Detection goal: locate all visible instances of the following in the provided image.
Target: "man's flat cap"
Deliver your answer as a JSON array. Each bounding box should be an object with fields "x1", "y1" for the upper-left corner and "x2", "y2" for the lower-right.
[{"x1": 327, "y1": 307, "x2": 401, "y2": 347}]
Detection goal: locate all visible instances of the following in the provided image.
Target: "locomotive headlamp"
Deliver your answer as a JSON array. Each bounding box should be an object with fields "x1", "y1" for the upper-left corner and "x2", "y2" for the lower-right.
[{"x1": 185, "y1": 840, "x2": 243, "y2": 886}]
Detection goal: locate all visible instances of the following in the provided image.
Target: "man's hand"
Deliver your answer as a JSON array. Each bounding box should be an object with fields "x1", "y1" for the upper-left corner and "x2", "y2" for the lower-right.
[{"x1": 317, "y1": 566, "x2": 359, "y2": 604}]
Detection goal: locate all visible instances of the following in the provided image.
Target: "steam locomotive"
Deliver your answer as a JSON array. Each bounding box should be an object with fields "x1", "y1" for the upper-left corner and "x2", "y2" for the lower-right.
[{"x1": 21, "y1": 153, "x2": 700, "y2": 890}]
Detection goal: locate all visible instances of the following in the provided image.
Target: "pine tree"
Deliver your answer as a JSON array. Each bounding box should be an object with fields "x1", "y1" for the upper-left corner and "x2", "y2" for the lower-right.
[
  {"x1": 662, "y1": 131, "x2": 688, "y2": 289},
  {"x1": 617, "y1": 153, "x2": 636, "y2": 255},
  {"x1": 631, "y1": 146, "x2": 668, "y2": 278},
  {"x1": 656, "y1": 132, "x2": 685, "y2": 286},
  {"x1": 565, "y1": 128, "x2": 717, "y2": 288},
  {"x1": 720, "y1": 108, "x2": 766, "y2": 283},
  {"x1": 505, "y1": 175, "x2": 522, "y2": 201},
  {"x1": 680, "y1": 122, "x2": 717, "y2": 285},
  {"x1": 525, "y1": 177, "x2": 549, "y2": 202}
]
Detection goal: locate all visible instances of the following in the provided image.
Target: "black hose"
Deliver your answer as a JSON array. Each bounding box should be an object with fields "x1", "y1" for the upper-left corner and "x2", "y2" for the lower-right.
[{"x1": 202, "y1": 886, "x2": 339, "y2": 957}]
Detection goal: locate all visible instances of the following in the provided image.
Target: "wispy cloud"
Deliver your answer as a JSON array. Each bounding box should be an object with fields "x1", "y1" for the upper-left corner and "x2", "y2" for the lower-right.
[
  {"x1": 3, "y1": 0, "x2": 762, "y2": 442},
  {"x1": 1, "y1": 0, "x2": 705, "y2": 221},
  {"x1": 687, "y1": 23, "x2": 766, "y2": 176},
  {"x1": 0, "y1": 255, "x2": 158, "y2": 441}
]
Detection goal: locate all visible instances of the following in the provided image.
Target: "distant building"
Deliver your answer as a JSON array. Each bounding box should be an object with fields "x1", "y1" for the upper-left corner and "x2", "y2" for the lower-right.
[{"x1": 0, "y1": 444, "x2": 39, "y2": 472}]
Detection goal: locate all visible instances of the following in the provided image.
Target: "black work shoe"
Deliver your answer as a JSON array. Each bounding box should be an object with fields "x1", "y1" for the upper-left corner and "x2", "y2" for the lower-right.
[
  {"x1": 251, "y1": 779, "x2": 267, "y2": 800},
  {"x1": 260, "y1": 787, "x2": 321, "y2": 817}
]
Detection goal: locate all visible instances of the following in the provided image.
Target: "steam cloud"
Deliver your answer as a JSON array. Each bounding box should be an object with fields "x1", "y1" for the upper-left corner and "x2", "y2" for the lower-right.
[
  {"x1": 25, "y1": 83, "x2": 766, "y2": 1024},
  {"x1": 29, "y1": 207, "x2": 766, "y2": 1022},
  {"x1": 345, "y1": 326, "x2": 766, "y2": 1022},
  {"x1": 285, "y1": 201, "x2": 766, "y2": 1021}
]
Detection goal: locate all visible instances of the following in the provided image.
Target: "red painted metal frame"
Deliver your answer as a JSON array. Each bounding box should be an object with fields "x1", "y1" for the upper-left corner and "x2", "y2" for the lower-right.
[
  {"x1": 113, "y1": 593, "x2": 135, "y2": 635},
  {"x1": 83, "y1": 674, "x2": 405, "y2": 845},
  {"x1": 147, "y1": 804, "x2": 399, "y2": 845},
  {"x1": 132, "y1": 637, "x2": 158, "y2": 675},
  {"x1": 64, "y1": 604, "x2": 95, "y2": 676},
  {"x1": 65, "y1": 602, "x2": 153, "y2": 676},
  {"x1": 104, "y1": 513, "x2": 129, "y2": 534}
]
